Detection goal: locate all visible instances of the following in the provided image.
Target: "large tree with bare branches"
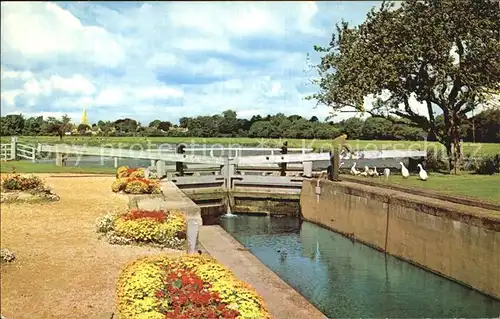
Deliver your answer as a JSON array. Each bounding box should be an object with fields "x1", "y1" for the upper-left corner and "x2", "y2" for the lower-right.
[{"x1": 308, "y1": 0, "x2": 500, "y2": 173}]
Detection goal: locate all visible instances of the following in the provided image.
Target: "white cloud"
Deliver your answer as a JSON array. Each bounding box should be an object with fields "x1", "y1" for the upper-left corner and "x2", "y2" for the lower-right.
[
  {"x1": 0, "y1": 1, "x2": 382, "y2": 124},
  {"x1": 1, "y1": 2, "x2": 125, "y2": 67}
]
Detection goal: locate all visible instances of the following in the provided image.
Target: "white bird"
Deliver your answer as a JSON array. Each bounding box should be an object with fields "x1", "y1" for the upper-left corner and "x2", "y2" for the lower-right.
[
  {"x1": 372, "y1": 166, "x2": 380, "y2": 177},
  {"x1": 400, "y1": 162, "x2": 410, "y2": 178},
  {"x1": 384, "y1": 168, "x2": 390, "y2": 180},
  {"x1": 360, "y1": 166, "x2": 369, "y2": 177},
  {"x1": 350, "y1": 163, "x2": 360, "y2": 175},
  {"x1": 339, "y1": 162, "x2": 344, "y2": 169},
  {"x1": 417, "y1": 164, "x2": 428, "y2": 181}
]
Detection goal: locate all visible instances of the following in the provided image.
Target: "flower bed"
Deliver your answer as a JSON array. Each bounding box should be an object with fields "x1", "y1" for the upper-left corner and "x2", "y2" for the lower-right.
[
  {"x1": 0, "y1": 169, "x2": 60, "y2": 203},
  {"x1": 112, "y1": 166, "x2": 162, "y2": 194},
  {"x1": 116, "y1": 254, "x2": 270, "y2": 319},
  {"x1": 96, "y1": 209, "x2": 186, "y2": 249}
]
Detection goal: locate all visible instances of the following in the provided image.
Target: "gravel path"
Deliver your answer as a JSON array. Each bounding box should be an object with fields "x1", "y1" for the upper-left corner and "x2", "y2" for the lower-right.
[{"x1": 0, "y1": 174, "x2": 180, "y2": 319}]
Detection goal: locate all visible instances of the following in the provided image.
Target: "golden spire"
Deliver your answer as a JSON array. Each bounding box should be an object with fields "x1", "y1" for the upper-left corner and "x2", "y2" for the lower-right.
[{"x1": 80, "y1": 107, "x2": 89, "y2": 126}]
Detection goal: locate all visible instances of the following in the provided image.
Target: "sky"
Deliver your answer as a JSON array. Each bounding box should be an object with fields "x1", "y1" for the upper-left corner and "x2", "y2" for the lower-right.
[{"x1": 1, "y1": 1, "x2": 387, "y2": 125}]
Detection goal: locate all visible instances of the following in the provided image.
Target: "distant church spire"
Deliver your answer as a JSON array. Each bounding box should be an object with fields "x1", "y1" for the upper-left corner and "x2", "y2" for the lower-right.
[{"x1": 80, "y1": 107, "x2": 89, "y2": 126}]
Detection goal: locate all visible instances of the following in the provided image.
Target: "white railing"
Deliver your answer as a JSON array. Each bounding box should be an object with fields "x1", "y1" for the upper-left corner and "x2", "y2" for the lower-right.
[{"x1": 0, "y1": 143, "x2": 11, "y2": 161}]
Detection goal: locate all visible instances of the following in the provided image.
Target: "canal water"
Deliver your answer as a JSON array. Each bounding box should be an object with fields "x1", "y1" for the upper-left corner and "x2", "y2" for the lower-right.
[{"x1": 216, "y1": 215, "x2": 500, "y2": 318}]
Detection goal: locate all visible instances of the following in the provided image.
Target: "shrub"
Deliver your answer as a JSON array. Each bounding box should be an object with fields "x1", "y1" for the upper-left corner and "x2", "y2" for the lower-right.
[
  {"x1": 1, "y1": 174, "x2": 45, "y2": 192},
  {"x1": 111, "y1": 176, "x2": 161, "y2": 195},
  {"x1": 425, "y1": 146, "x2": 449, "y2": 172},
  {"x1": 116, "y1": 255, "x2": 270, "y2": 319},
  {"x1": 473, "y1": 155, "x2": 500, "y2": 175},
  {"x1": 96, "y1": 210, "x2": 186, "y2": 249},
  {"x1": 117, "y1": 166, "x2": 146, "y2": 179}
]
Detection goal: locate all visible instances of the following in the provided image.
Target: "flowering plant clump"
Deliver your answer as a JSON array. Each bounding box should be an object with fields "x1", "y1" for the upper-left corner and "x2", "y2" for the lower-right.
[
  {"x1": 0, "y1": 169, "x2": 60, "y2": 203},
  {"x1": 95, "y1": 209, "x2": 186, "y2": 249},
  {"x1": 112, "y1": 166, "x2": 161, "y2": 194},
  {"x1": 116, "y1": 255, "x2": 270, "y2": 319}
]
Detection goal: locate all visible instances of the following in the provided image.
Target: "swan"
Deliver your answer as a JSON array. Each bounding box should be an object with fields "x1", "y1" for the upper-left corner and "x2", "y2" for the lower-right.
[
  {"x1": 383, "y1": 168, "x2": 390, "y2": 180},
  {"x1": 350, "y1": 163, "x2": 360, "y2": 175},
  {"x1": 400, "y1": 162, "x2": 410, "y2": 178},
  {"x1": 417, "y1": 164, "x2": 428, "y2": 181}
]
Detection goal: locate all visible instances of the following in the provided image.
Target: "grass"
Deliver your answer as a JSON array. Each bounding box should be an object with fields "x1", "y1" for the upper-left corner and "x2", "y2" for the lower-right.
[
  {"x1": 1, "y1": 135, "x2": 499, "y2": 156},
  {"x1": 0, "y1": 161, "x2": 115, "y2": 174},
  {"x1": 347, "y1": 173, "x2": 500, "y2": 204}
]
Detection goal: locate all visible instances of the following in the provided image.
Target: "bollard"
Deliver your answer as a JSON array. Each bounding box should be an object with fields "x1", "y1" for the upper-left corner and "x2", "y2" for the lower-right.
[
  {"x1": 280, "y1": 141, "x2": 288, "y2": 176},
  {"x1": 186, "y1": 218, "x2": 202, "y2": 254}
]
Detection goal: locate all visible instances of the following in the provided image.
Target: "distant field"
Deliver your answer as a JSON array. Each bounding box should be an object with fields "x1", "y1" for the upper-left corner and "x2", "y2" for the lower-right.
[
  {"x1": 1, "y1": 136, "x2": 499, "y2": 156},
  {"x1": 0, "y1": 161, "x2": 115, "y2": 175}
]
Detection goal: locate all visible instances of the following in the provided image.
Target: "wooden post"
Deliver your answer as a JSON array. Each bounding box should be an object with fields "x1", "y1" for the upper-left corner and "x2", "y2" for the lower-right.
[
  {"x1": 330, "y1": 150, "x2": 340, "y2": 181},
  {"x1": 10, "y1": 136, "x2": 17, "y2": 160},
  {"x1": 176, "y1": 144, "x2": 185, "y2": 176},
  {"x1": 156, "y1": 160, "x2": 166, "y2": 178},
  {"x1": 31, "y1": 148, "x2": 36, "y2": 163},
  {"x1": 114, "y1": 157, "x2": 119, "y2": 168},
  {"x1": 280, "y1": 141, "x2": 288, "y2": 177}
]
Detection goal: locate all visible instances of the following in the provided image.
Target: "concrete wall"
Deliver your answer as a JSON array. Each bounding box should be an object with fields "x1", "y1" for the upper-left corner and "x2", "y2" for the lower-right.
[{"x1": 300, "y1": 179, "x2": 500, "y2": 300}]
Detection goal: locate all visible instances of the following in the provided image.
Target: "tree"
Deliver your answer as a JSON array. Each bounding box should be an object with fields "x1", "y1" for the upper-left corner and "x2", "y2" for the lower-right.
[
  {"x1": 309, "y1": 0, "x2": 500, "y2": 173},
  {"x1": 468, "y1": 108, "x2": 500, "y2": 143},
  {"x1": 309, "y1": 116, "x2": 319, "y2": 122},
  {"x1": 338, "y1": 117, "x2": 364, "y2": 139},
  {"x1": 42, "y1": 115, "x2": 72, "y2": 140},
  {"x1": 0, "y1": 114, "x2": 24, "y2": 135},
  {"x1": 23, "y1": 116, "x2": 44, "y2": 136},
  {"x1": 77, "y1": 124, "x2": 91, "y2": 135},
  {"x1": 114, "y1": 118, "x2": 138, "y2": 133},
  {"x1": 218, "y1": 110, "x2": 239, "y2": 135},
  {"x1": 157, "y1": 121, "x2": 172, "y2": 132},
  {"x1": 362, "y1": 117, "x2": 393, "y2": 140},
  {"x1": 149, "y1": 119, "x2": 161, "y2": 128}
]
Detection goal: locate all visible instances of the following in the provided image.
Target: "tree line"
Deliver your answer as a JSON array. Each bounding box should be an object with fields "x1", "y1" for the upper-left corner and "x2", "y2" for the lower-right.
[{"x1": 1, "y1": 108, "x2": 499, "y2": 143}]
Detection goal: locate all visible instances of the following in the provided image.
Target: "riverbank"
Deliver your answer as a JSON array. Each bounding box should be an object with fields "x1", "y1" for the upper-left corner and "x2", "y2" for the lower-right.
[{"x1": 2, "y1": 136, "x2": 499, "y2": 156}]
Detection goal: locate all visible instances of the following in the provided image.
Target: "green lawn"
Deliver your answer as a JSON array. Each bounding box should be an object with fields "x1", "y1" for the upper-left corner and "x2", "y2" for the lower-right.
[
  {"x1": 347, "y1": 173, "x2": 500, "y2": 204},
  {"x1": 0, "y1": 161, "x2": 115, "y2": 175},
  {"x1": 1, "y1": 136, "x2": 499, "y2": 156}
]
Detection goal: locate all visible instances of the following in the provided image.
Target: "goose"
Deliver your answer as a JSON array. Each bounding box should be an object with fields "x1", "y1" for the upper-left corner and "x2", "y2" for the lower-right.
[
  {"x1": 417, "y1": 164, "x2": 428, "y2": 181},
  {"x1": 350, "y1": 163, "x2": 360, "y2": 175},
  {"x1": 372, "y1": 166, "x2": 380, "y2": 177},
  {"x1": 360, "y1": 166, "x2": 369, "y2": 177},
  {"x1": 339, "y1": 162, "x2": 344, "y2": 169},
  {"x1": 400, "y1": 162, "x2": 410, "y2": 178},
  {"x1": 383, "y1": 168, "x2": 390, "y2": 180}
]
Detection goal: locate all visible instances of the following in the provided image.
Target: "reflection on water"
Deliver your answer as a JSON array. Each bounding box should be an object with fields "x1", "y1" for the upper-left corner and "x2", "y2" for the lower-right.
[{"x1": 219, "y1": 215, "x2": 500, "y2": 318}]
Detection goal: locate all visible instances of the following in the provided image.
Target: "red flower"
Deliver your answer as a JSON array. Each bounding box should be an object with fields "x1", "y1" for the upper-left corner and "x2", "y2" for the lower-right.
[
  {"x1": 122, "y1": 209, "x2": 167, "y2": 223},
  {"x1": 156, "y1": 268, "x2": 240, "y2": 319}
]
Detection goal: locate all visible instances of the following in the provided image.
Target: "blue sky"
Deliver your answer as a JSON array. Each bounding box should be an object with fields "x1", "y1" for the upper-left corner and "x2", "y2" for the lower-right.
[{"x1": 0, "y1": 1, "x2": 384, "y2": 125}]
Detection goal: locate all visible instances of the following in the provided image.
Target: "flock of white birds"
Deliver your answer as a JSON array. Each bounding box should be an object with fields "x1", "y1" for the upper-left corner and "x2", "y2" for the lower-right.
[{"x1": 346, "y1": 161, "x2": 429, "y2": 181}]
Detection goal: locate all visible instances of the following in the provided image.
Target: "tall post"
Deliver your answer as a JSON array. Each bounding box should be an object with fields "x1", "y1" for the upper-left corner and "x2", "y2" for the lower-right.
[
  {"x1": 55, "y1": 152, "x2": 63, "y2": 166},
  {"x1": 156, "y1": 160, "x2": 166, "y2": 178},
  {"x1": 176, "y1": 144, "x2": 185, "y2": 176},
  {"x1": 10, "y1": 136, "x2": 17, "y2": 161},
  {"x1": 280, "y1": 141, "x2": 288, "y2": 177},
  {"x1": 113, "y1": 157, "x2": 119, "y2": 168},
  {"x1": 330, "y1": 150, "x2": 340, "y2": 181},
  {"x1": 303, "y1": 161, "x2": 313, "y2": 178}
]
